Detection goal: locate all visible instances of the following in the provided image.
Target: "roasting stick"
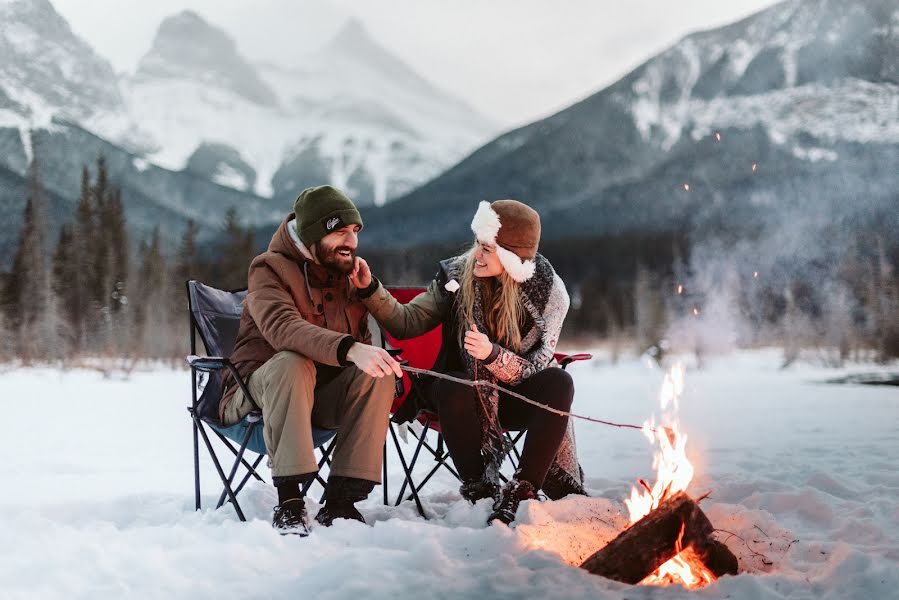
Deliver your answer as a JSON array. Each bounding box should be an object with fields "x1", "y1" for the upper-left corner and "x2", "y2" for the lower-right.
[{"x1": 400, "y1": 364, "x2": 650, "y2": 432}]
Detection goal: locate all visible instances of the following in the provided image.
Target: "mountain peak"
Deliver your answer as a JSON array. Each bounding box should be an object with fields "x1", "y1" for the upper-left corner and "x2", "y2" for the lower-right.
[
  {"x1": 148, "y1": 10, "x2": 238, "y2": 61},
  {"x1": 319, "y1": 17, "x2": 439, "y2": 98},
  {"x1": 0, "y1": 0, "x2": 123, "y2": 120},
  {"x1": 330, "y1": 17, "x2": 370, "y2": 46},
  {"x1": 136, "y1": 10, "x2": 277, "y2": 107}
]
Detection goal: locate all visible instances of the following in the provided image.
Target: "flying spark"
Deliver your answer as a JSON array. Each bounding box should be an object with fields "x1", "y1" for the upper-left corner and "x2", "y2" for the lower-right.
[
  {"x1": 683, "y1": 183, "x2": 690, "y2": 191},
  {"x1": 692, "y1": 308, "x2": 700, "y2": 316},
  {"x1": 677, "y1": 284, "x2": 684, "y2": 295},
  {"x1": 752, "y1": 163, "x2": 758, "y2": 172},
  {"x1": 715, "y1": 132, "x2": 721, "y2": 142}
]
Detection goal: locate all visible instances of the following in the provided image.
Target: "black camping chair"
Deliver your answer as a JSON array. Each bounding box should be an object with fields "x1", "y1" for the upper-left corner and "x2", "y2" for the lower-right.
[{"x1": 186, "y1": 280, "x2": 338, "y2": 521}]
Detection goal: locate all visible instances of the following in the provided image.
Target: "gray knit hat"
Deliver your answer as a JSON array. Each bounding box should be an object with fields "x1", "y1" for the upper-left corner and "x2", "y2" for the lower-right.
[{"x1": 293, "y1": 185, "x2": 363, "y2": 246}]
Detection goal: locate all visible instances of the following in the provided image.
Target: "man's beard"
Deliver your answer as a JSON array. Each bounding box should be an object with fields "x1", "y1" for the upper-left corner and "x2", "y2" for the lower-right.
[{"x1": 315, "y1": 242, "x2": 356, "y2": 275}]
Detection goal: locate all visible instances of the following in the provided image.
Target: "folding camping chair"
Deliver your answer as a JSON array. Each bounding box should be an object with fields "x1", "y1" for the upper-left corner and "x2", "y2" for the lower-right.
[
  {"x1": 381, "y1": 286, "x2": 593, "y2": 516},
  {"x1": 186, "y1": 280, "x2": 338, "y2": 521}
]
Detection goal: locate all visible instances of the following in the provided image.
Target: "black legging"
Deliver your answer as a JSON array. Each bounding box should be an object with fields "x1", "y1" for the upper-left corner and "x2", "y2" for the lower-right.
[{"x1": 431, "y1": 368, "x2": 574, "y2": 489}]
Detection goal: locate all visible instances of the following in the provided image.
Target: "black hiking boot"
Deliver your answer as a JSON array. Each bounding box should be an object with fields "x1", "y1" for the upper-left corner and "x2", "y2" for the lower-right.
[
  {"x1": 459, "y1": 477, "x2": 498, "y2": 504},
  {"x1": 540, "y1": 465, "x2": 589, "y2": 500},
  {"x1": 315, "y1": 475, "x2": 374, "y2": 527},
  {"x1": 272, "y1": 498, "x2": 311, "y2": 536},
  {"x1": 315, "y1": 499, "x2": 366, "y2": 527},
  {"x1": 487, "y1": 479, "x2": 537, "y2": 525}
]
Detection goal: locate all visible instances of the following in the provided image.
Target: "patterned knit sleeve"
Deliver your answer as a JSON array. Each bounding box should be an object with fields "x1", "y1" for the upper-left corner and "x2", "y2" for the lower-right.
[{"x1": 484, "y1": 274, "x2": 570, "y2": 385}]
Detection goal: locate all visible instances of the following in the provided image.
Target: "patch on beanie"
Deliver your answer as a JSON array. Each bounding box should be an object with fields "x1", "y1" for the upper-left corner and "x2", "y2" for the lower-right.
[{"x1": 324, "y1": 216, "x2": 345, "y2": 232}]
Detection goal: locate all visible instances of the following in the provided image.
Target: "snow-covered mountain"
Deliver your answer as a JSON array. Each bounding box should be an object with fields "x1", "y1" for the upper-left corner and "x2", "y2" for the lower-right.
[
  {"x1": 1, "y1": 2, "x2": 496, "y2": 211},
  {"x1": 364, "y1": 0, "x2": 899, "y2": 247},
  {"x1": 90, "y1": 12, "x2": 496, "y2": 206},
  {"x1": 0, "y1": 0, "x2": 125, "y2": 141}
]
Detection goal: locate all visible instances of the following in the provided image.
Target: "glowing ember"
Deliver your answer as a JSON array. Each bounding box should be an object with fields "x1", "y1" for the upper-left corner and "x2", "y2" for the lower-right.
[
  {"x1": 677, "y1": 284, "x2": 684, "y2": 295},
  {"x1": 692, "y1": 308, "x2": 700, "y2": 316},
  {"x1": 624, "y1": 364, "x2": 716, "y2": 589},
  {"x1": 752, "y1": 163, "x2": 758, "y2": 172},
  {"x1": 753, "y1": 271, "x2": 759, "y2": 278},
  {"x1": 683, "y1": 183, "x2": 690, "y2": 191},
  {"x1": 715, "y1": 132, "x2": 721, "y2": 142}
]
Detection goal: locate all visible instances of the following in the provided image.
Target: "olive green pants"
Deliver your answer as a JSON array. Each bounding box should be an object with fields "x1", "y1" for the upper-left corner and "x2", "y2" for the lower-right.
[{"x1": 223, "y1": 351, "x2": 395, "y2": 483}]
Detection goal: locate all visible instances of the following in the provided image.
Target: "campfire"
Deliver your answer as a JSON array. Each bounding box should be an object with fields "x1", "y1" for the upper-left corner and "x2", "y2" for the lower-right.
[{"x1": 581, "y1": 364, "x2": 738, "y2": 588}]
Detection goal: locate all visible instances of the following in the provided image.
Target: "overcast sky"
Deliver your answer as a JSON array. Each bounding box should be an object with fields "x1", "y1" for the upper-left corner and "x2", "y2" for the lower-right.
[{"x1": 53, "y1": 0, "x2": 780, "y2": 128}]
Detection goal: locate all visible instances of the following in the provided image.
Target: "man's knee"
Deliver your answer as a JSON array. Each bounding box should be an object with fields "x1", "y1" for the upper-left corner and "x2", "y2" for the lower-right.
[
  {"x1": 269, "y1": 351, "x2": 316, "y2": 382},
  {"x1": 349, "y1": 366, "x2": 396, "y2": 408}
]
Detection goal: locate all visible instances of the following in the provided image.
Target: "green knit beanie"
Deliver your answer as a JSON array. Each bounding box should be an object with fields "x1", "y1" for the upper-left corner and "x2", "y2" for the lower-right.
[{"x1": 293, "y1": 185, "x2": 363, "y2": 246}]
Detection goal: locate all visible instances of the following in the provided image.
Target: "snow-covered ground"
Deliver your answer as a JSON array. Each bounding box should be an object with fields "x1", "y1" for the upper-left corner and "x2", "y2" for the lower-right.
[{"x1": 1, "y1": 349, "x2": 897, "y2": 599}]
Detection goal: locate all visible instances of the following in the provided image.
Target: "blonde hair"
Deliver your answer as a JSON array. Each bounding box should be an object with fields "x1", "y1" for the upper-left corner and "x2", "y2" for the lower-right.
[{"x1": 456, "y1": 242, "x2": 523, "y2": 354}]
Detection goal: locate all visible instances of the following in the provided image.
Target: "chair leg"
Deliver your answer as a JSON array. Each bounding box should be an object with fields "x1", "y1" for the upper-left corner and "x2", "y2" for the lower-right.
[
  {"x1": 407, "y1": 430, "x2": 462, "y2": 482},
  {"x1": 216, "y1": 421, "x2": 257, "y2": 509},
  {"x1": 510, "y1": 431, "x2": 524, "y2": 461},
  {"x1": 303, "y1": 436, "x2": 337, "y2": 499},
  {"x1": 408, "y1": 460, "x2": 443, "y2": 499},
  {"x1": 382, "y1": 440, "x2": 389, "y2": 506},
  {"x1": 232, "y1": 454, "x2": 265, "y2": 499},
  {"x1": 394, "y1": 419, "x2": 431, "y2": 506},
  {"x1": 389, "y1": 423, "x2": 427, "y2": 519},
  {"x1": 192, "y1": 413, "x2": 201, "y2": 511},
  {"x1": 196, "y1": 419, "x2": 247, "y2": 522},
  {"x1": 210, "y1": 429, "x2": 265, "y2": 482}
]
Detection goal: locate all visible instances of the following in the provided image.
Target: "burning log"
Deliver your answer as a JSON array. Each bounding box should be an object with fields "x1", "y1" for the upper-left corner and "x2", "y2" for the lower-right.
[{"x1": 580, "y1": 492, "x2": 737, "y2": 585}]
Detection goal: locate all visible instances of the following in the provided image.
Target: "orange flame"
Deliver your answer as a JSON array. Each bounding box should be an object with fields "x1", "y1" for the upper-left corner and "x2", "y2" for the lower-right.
[{"x1": 625, "y1": 364, "x2": 716, "y2": 589}]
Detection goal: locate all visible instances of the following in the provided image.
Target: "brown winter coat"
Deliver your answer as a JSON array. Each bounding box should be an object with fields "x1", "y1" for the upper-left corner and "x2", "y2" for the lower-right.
[{"x1": 219, "y1": 215, "x2": 370, "y2": 422}]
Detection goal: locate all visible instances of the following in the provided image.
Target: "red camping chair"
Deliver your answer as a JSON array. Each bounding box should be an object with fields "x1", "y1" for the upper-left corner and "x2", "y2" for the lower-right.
[{"x1": 381, "y1": 287, "x2": 592, "y2": 518}]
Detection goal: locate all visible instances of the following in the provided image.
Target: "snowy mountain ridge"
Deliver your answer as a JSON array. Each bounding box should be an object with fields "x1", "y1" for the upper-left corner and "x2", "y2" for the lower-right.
[
  {"x1": 93, "y1": 12, "x2": 496, "y2": 205},
  {"x1": 619, "y1": 0, "x2": 899, "y2": 152},
  {"x1": 1, "y1": 2, "x2": 497, "y2": 207},
  {"x1": 366, "y1": 0, "x2": 898, "y2": 248}
]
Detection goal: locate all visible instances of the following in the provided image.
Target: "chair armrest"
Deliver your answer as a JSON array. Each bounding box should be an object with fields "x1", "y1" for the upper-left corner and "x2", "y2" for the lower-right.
[
  {"x1": 554, "y1": 352, "x2": 593, "y2": 369},
  {"x1": 186, "y1": 355, "x2": 231, "y2": 371}
]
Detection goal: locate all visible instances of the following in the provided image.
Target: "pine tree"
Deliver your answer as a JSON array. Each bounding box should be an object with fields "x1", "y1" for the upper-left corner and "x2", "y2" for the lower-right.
[
  {"x1": 168, "y1": 219, "x2": 199, "y2": 333},
  {"x1": 52, "y1": 224, "x2": 78, "y2": 359},
  {"x1": 10, "y1": 151, "x2": 53, "y2": 362},
  {"x1": 73, "y1": 165, "x2": 94, "y2": 352},
  {"x1": 134, "y1": 228, "x2": 169, "y2": 357},
  {"x1": 91, "y1": 155, "x2": 111, "y2": 310},
  {"x1": 105, "y1": 187, "x2": 129, "y2": 355},
  {"x1": 216, "y1": 207, "x2": 254, "y2": 290}
]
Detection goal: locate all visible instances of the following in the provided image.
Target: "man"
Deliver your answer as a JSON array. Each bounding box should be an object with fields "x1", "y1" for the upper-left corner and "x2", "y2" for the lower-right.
[{"x1": 220, "y1": 185, "x2": 402, "y2": 536}]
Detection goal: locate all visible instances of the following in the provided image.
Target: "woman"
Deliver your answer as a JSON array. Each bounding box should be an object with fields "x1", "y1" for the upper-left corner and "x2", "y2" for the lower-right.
[{"x1": 351, "y1": 199, "x2": 586, "y2": 524}]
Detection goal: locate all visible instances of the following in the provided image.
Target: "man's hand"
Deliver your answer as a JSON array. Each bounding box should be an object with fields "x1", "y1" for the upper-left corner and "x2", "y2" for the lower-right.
[
  {"x1": 349, "y1": 257, "x2": 373, "y2": 289},
  {"x1": 464, "y1": 324, "x2": 493, "y2": 360},
  {"x1": 347, "y1": 342, "x2": 403, "y2": 378}
]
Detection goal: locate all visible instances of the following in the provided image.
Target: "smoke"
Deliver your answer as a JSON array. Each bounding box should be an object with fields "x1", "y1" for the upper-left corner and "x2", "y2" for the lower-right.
[{"x1": 664, "y1": 189, "x2": 897, "y2": 363}]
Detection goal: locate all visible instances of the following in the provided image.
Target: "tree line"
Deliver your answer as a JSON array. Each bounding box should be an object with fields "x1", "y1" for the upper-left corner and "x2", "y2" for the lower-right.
[
  {"x1": 2, "y1": 153, "x2": 897, "y2": 366},
  {"x1": 0, "y1": 155, "x2": 257, "y2": 364}
]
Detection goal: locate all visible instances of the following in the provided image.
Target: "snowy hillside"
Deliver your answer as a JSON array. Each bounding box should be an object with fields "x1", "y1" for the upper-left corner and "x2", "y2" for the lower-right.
[
  {"x1": 622, "y1": 0, "x2": 899, "y2": 152},
  {"x1": 92, "y1": 13, "x2": 496, "y2": 205},
  {"x1": 1, "y1": 350, "x2": 897, "y2": 598},
  {"x1": 369, "y1": 0, "x2": 899, "y2": 247}
]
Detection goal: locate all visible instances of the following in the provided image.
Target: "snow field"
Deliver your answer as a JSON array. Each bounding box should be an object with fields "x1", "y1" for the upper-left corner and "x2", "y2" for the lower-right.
[{"x1": 1, "y1": 350, "x2": 897, "y2": 599}]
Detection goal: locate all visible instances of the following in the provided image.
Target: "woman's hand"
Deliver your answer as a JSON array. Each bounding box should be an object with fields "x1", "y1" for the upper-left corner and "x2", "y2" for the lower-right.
[
  {"x1": 464, "y1": 324, "x2": 493, "y2": 360},
  {"x1": 350, "y1": 257, "x2": 373, "y2": 289}
]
